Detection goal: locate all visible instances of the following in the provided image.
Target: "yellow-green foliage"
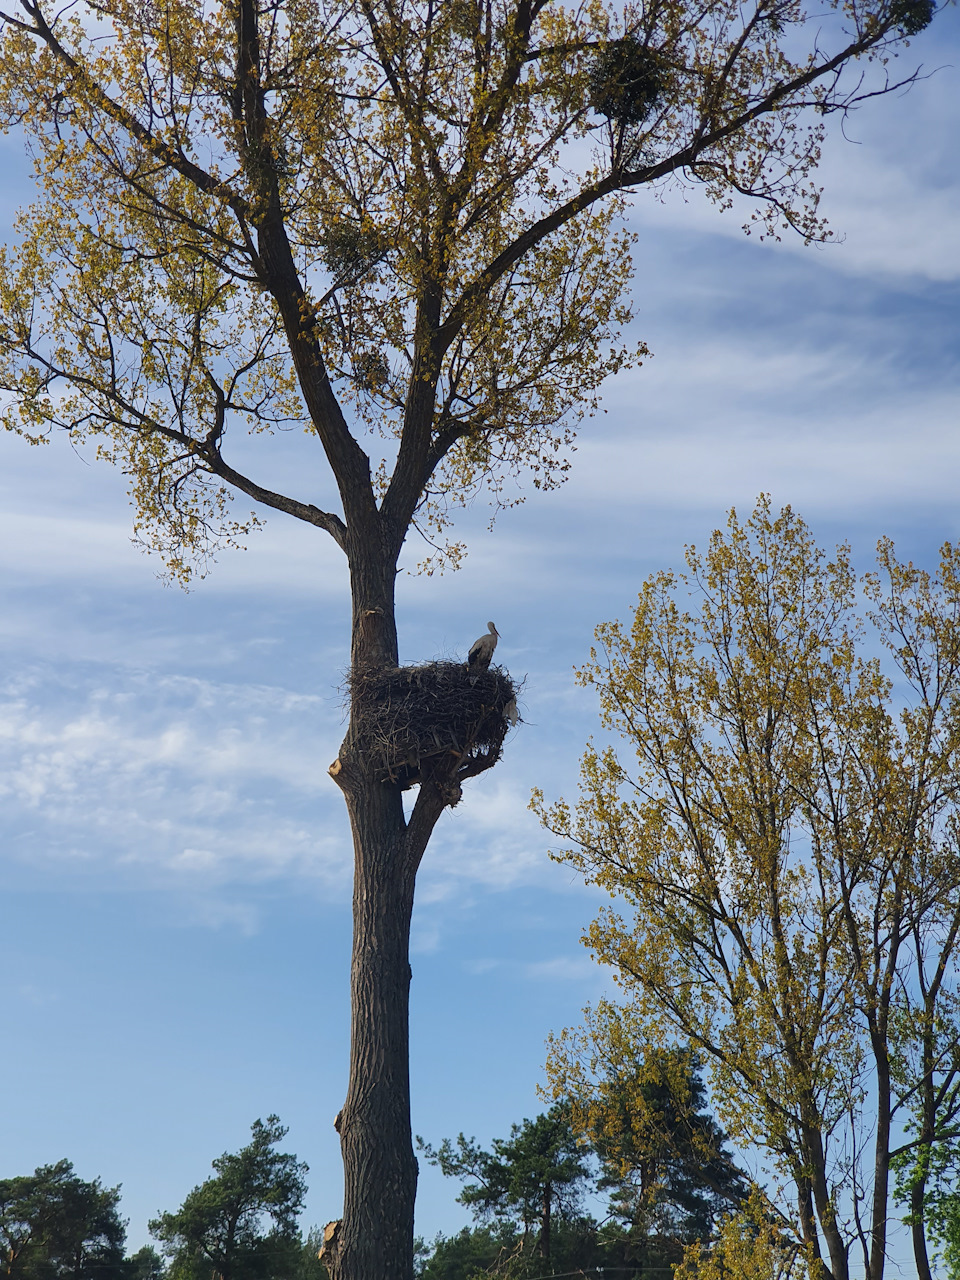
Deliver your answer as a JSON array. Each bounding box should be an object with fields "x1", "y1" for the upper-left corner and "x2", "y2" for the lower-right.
[
  {"x1": 0, "y1": 0, "x2": 929, "y2": 579},
  {"x1": 675, "y1": 1190, "x2": 806, "y2": 1280},
  {"x1": 536, "y1": 498, "x2": 960, "y2": 1276}
]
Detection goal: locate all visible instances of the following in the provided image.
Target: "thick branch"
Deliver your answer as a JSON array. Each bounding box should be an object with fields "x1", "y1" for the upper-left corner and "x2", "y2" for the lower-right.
[{"x1": 201, "y1": 445, "x2": 348, "y2": 548}]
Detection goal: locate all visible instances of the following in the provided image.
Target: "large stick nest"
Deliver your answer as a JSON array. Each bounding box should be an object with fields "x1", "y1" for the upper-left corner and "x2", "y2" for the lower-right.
[{"x1": 347, "y1": 661, "x2": 520, "y2": 797}]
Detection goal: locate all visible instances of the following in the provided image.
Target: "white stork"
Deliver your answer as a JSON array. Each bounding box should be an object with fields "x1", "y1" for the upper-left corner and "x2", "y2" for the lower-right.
[{"x1": 467, "y1": 621, "x2": 499, "y2": 683}]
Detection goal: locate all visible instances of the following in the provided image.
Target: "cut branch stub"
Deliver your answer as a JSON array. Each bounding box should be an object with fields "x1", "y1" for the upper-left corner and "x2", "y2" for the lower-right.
[
  {"x1": 319, "y1": 1220, "x2": 341, "y2": 1269},
  {"x1": 347, "y1": 661, "x2": 519, "y2": 796}
]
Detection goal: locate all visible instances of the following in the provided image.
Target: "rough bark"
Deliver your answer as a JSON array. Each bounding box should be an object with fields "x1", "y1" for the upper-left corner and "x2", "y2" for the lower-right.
[
  {"x1": 321, "y1": 536, "x2": 449, "y2": 1280},
  {"x1": 805, "y1": 1124, "x2": 848, "y2": 1280},
  {"x1": 910, "y1": 1160, "x2": 933, "y2": 1280},
  {"x1": 869, "y1": 1049, "x2": 892, "y2": 1280},
  {"x1": 334, "y1": 779, "x2": 420, "y2": 1280}
]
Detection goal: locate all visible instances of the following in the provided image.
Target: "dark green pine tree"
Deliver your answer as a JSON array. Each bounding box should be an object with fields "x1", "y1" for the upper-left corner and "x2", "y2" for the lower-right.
[
  {"x1": 589, "y1": 1051, "x2": 748, "y2": 1273},
  {"x1": 149, "y1": 1118, "x2": 308, "y2": 1280},
  {"x1": 0, "y1": 1161, "x2": 128, "y2": 1280},
  {"x1": 419, "y1": 1070, "x2": 745, "y2": 1278},
  {"x1": 417, "y1": 1224, "x2": 519, "y2": 1280},
  {"x1": 125, "y1": 1248, "x2": 166, "y2": 1280},
  {"x1": 419, "y1": 1104, "x2": 592, "y2": 1273}
]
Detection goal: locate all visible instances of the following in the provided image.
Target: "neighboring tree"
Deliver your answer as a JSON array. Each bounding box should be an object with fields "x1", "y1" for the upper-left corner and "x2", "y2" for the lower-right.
[
  {"x1": 536, "y1": 498, "x2": 960, "y2": 1280},
  {"x1": 149, "y1": 1117, "x2": 308, "y2": 1280},
  {"x1": 0, "y1": 0, "x2": 942, "y2": 1266},
  {"x1": 294, "y1": 1231, "x2": 330, "y2": 1280},
  {"x1": 893, "y1": 1120, "x2": 960, "y2": 1280},
  {"x1": 125, "y1": 1249, "x2": 166, "y2": 1280},
  {"x1": 0, "y1": 1162, "x2": 127, "y2": 1280},
  {"x1": 674, "y1": 1190, "x2": 800, "y2": 1280},
  {"x1": 416, "y1": 1219, "x2": 609, "y2": 1279},
  {"x1": 930, "y1": 1193, "x2": 960, "y2": 1280},
  {"x1": 419, "y1": 1105, "x2": 591, "y2": 1271},
  {"x1": 417, "y1": 1224, "x2": 520, "y2": 1280},
  {"x1": 889, "y1": 943, "x2": 960, "y2": 1274},
  {"x1": 419, "y1": 1080, "x2": 748, "y2": 1277},
  {"x1": 582, "y1": 1050, "x2": 748, "y2": 1271}
]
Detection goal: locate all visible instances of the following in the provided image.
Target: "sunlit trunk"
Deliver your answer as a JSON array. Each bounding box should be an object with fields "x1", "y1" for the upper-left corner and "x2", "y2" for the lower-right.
[{"x1": 540, "y1": 1180, "x2": 552, "y2": 1272}]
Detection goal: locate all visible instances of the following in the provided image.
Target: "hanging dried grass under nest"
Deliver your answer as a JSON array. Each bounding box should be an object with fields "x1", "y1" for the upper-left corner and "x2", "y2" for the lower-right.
[{"x1": 346, "y1": 661, "x2": 520, "y2": 793}]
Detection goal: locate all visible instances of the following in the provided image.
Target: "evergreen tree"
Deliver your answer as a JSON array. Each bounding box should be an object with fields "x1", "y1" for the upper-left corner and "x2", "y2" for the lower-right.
[
  {"x1": 418, "y1": 1225, "x2": 519, "y2": 1280},
  {"x1": 149, "y1": 1118, "x2": 307, "y2": 1280},
  {"x1": 420, "y1": 1079, "x2": 746, "y2": 1278},
  {"x1": 419, "y1": 1105, "x2": 591, "y2": 1272},
  {"x1": 0, "y1": 1162, "x2": 127, "y2": 1280},
  {"x1": 125, "y1": 1249, "x2": 166, "y2": 1280},
  {"x1": 586, "y1": 1052, "x2": 748, "y2": 1273}
]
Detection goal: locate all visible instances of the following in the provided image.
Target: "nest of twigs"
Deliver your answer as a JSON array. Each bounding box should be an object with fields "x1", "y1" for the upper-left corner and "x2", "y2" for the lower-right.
[
  {"x1": 589, "y1": 36, "x2": 665, "y2": 125},
  {"x1": 347, "y1": 660, "x2": 520, "y2": 797}
]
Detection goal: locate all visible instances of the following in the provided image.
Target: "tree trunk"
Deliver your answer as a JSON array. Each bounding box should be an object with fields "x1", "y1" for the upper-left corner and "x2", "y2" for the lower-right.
[
  {"x1": 797, "y1": 1179, "x2": 830, "y2": 1280},
  {"x1": 909, "y1": 1012, "x2": 937, "y2": 1280},
  {"x1": 804, "y1": 1124, "x2": 848, "y2": 1280},
  {"x1": 322, "y1": 542, "x2": 446, "y2": 1280},
  {"x1": 869, "y1": 1048, "x2": 892, "y2": 1280},
  {"x1": 911, "y1": 1167, "x2": 933, "y2": 1280},
  {"x1": 541, "y1": 1181, "x2": 552, "y2": 1273},
  {"x1": 333, "y1": 777, "x2": 420, "y2": 1280}
]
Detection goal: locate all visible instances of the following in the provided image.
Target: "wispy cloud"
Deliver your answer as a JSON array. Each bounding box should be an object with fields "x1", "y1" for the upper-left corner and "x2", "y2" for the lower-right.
[
  {"x1": 523, "y1": 955, "x2": 599, "y2": 983},
  {"x1": 0, "y1": 660, "x2": 580, "y2": 908},
  {"x1": 0, "y1": 663, "x2": 353, "y2": 894},
  {"x1": 626, "y1": 40, "x2": 960, "y2": 284}
]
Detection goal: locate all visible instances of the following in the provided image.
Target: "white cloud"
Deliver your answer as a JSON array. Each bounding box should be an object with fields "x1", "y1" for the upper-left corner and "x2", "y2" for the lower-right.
[
  {"x1": 176, "y1": 896, "x2": 263, "y2": 935},
  {"x1": 0, "y1": 659, "x2": 581, "y2": 905},
  {"x1": 563, "y1": 335, "x2": 960, "y2": 515},
  {"x1": 416, "y1": 779, "x2": 555, "y2": 900},
  {"x1": 0, "y1": 664, "x2": 353, "y2": 893},
  {"x1": 523, "y1": 955, "x2": 599, "y2": 983}
]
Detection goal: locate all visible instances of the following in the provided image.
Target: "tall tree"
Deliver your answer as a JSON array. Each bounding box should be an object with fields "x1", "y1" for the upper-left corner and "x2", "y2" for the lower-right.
[
  {"x1": 0, "y1": 0, "x2": 940, "y2": 1268},
  {"x1": 536, "y1": 499, "x2": 960, "y2": 1280},
  {"x1": 419, "y1": 1080, "x2": 742, "y2": 1278},
  {"x1": 149, "y1": 1117, "x2": 308, "y2": 1280},
  {"x1": 126, "y1": 1248, "x2": 166, "y2": 1280},
  {"x1": 0, "y1": 1162, "x2": 127, "y2": 1280}
]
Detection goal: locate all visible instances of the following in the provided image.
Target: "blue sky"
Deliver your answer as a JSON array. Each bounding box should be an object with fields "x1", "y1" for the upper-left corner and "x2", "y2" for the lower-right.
[{"x1": 1, "y1": 8, "x2": 960, "y2": 1260}]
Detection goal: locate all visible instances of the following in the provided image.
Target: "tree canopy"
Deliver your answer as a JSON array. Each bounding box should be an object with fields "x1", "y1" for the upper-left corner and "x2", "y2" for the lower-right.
[
  {"x1": 0, "y1": 1161, "x2": 128, "y2": 1280},
  {"x1": 537, "y1": 498, "x2": 960, "y2": 1280},
  {"x1": 149, "y1": 1117, "x2": 308, "y2": 1280},
  {"x1": 420, "y1": 1103, "x2": 590, "y2": 1268},
  {"x1": 0, "y1": 0, "x2": 935, "y2": 582},
  {"x1": 583, "y1": 1049, "x2": 748, "y2": 1270},
  {"x1": 420, "y1": 1082, "x2": 749, "y2": 1277}
]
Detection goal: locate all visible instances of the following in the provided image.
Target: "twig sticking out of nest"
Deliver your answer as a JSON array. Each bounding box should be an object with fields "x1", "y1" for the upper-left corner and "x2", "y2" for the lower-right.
[{"x1": 347, "y1": 661, "x2": 519, "y2": 799}]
